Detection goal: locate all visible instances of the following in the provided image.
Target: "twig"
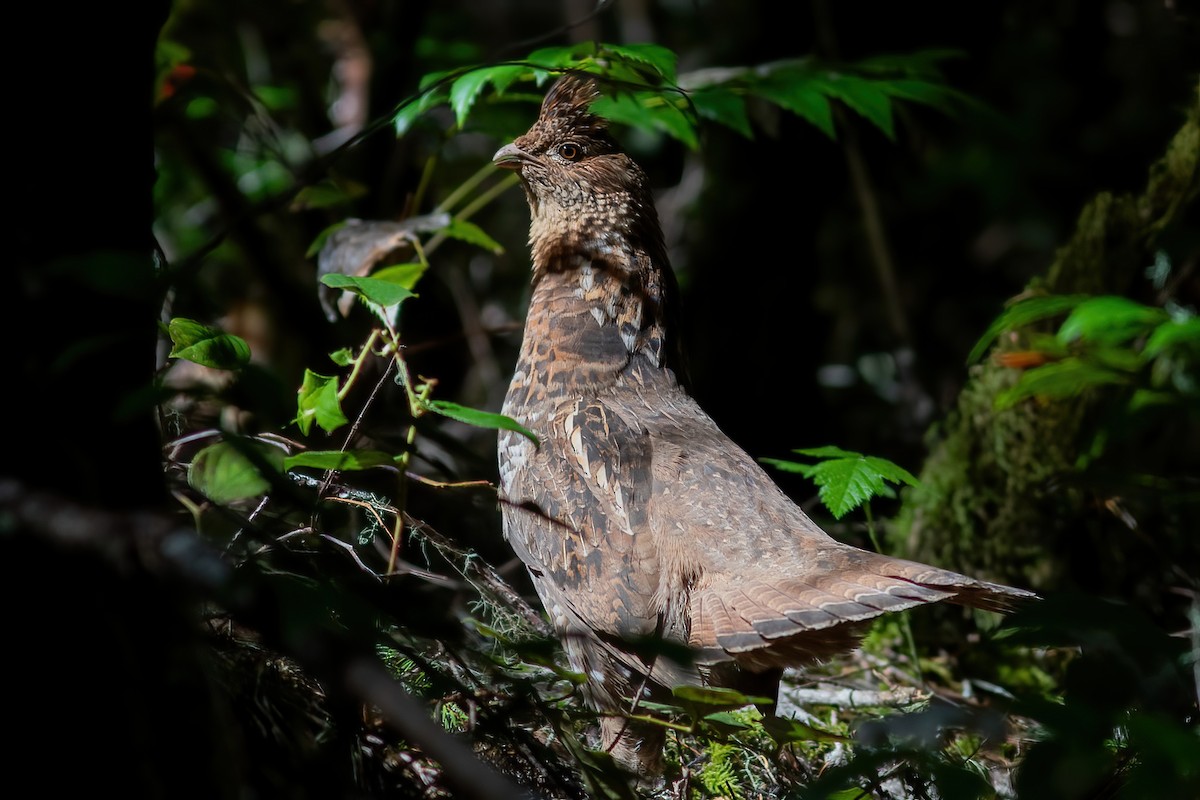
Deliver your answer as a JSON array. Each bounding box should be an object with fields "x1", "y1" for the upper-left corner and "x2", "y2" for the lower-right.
[{"x1": 782, "y1": 684, "x2": 926, "y2": 710}]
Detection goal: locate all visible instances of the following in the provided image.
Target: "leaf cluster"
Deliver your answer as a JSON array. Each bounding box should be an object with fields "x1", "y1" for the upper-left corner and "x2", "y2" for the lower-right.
[
  {"x1": 396, "y1": 42, "x2": 980, "y2": 150},
  {"x1": 970, "y1": 289, "x2": 1198, "y2": 412}
]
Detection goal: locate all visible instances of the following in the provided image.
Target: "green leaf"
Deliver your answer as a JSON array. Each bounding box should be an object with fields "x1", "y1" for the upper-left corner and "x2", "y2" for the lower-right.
[
  {"x1": 422, "y1": 399, "x2": 538, "y2": 444},
  {"x1": 483, "y1": 64, "x2": 528, "y2": 96},
  {"x1": 319, "y1": 273, "x2": 417, "y2": 308},
  {"x1": 372, "y1": 262, "x2": 429, "y2": 291},
  {"x1": 996, "y1": 359, "x2": 1129, "y2": 409},
  {"x1": 306, "y1": 221, "x2": 347, "y2": 258},
  {"x1": 1057, "y1": 296, "x2": 1168, "y2": 346},
  {"x1": 418, "y1": 67, "x2": 453, "y2": 92},
  {"x1": 1090, "y1": 345, "x2": 1145, "y2": 373},
  {"x1": 760, "y1": 715, "x2": 848, "y2": 746},
  {"x1": 167, "y1": 317, "x2": 251, "y2": 370},
  {"x1": 671, "y1": 685, "x2": 769, "y2": 712},
  {"x1": 290, "y1": 176, "x2": 367, "y2": 211},
  {"x1": 880, "y1": 79, "x2": 964, "y2": 113},
  {"x1": 819, "y1": 74, "x2": 895, "y2": 139},
  {"x1": 793, "y1": 444, "x2": 861, "y2": 460},
  {"x1": 1143, "y1": 316, "x2": 1200, "y2": 358},
  {"x1": 812, "y1": 458, "x2": 887, "y2": 519},
  {"x1": 526, "y1": 44, "x2": 591, "y2": 70},
  {"x1": 524, "y1": 42, "x2": 674, "y2": 88},
  {"x1": 827, "y1": 790, "x2": 873, "y2": 800},
  {"x1": 752, "y1": 73, "x2": 836, "y2": 139},
  {"x1": 592, "y1": 92, "x2": 699, "y2": 149},
  {"x1": 757, "y1": 457, "x2": 818, "y2": 478},
  {"x1": 449, "y1": 69, "x2": 496, "y2": 129},
  {"x1": 600, "y1": 42, "x2": 678, "y2": 83},
  {"x1": 763, "y1": 447, "x2": 919, "y2": 519},
  {"x1": 329, "y1": 347, "x2": 355, "y2": 367},
  {"x1": 688, "y1": 87, "x2": 753, "y2": 138},
  {"x1": 440, "y1": 218, "x2": 504, "y2": 254},
  {"x1": 967, "y1": 294, "x2": 1089, "y2": 364},
  {"x1": 700, "y1": 710, "x2": 755, "y2": 729},
  {"x1": 1127, "y1": 388, "x2": 1179, "y2": 412},
  {"x1": 295, "y1": 370, "x2": 348, "y2": 435},
  {"x1": 187, "y1": 439, "x2": 284, "y2": 504},
  {"x1": 284, "y1": 449, "x2": 398, "y2": 471},
  {"x1": 394, "y1": 87, "x2": 448, "y2": 136}
]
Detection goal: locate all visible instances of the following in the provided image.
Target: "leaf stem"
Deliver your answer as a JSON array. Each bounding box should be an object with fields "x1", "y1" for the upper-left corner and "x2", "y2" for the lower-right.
[
  {"x1": 387, "y1": 371, "x2": 435, "y2": 575},
  {"x1": 336, "y1": 328, "x2": 382, "y2": 402},
  {"x1": 435, "y1": 160, "x2": 501, "y2": 214}
]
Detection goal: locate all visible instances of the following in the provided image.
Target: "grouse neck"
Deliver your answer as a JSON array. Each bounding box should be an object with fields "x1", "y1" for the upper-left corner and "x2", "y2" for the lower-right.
[{"x1": 518, "y1": 238, "x2": 681, "y2": 394}]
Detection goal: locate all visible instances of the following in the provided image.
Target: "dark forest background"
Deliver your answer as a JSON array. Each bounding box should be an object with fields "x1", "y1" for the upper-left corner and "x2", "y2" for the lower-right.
[{"x1": 7, "y1": 1, "x2": 1198, "y2": 798}]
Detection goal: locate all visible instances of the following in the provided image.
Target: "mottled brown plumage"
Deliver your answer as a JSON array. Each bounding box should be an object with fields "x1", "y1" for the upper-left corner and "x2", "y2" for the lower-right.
[{"x1": 493, "y1": 74, "x2": 1034, "y2": 774}]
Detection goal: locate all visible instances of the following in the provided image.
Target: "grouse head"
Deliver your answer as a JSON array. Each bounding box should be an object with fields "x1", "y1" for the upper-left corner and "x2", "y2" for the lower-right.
[{"x1": 492, "y1": 74, "x2": 664, "y2": 270}]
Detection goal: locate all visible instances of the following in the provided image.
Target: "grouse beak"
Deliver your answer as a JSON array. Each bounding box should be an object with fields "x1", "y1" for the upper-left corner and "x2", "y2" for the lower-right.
[{"x1": 493, "y1": 142, "x2": 529, "y2": 171}]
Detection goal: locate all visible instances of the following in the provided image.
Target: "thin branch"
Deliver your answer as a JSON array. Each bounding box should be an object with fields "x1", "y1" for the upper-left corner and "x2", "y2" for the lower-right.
[{"x1": 782, "y1": 683, "x2": 926, "y2": 710}]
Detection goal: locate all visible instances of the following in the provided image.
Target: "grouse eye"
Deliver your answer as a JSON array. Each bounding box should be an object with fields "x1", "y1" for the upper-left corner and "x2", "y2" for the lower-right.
[{"x1": 557, "y1": 142, "x2": 582, "y2": 161}]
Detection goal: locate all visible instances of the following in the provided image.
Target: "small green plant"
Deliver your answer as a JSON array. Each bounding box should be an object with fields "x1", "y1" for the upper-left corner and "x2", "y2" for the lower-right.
[
  {"x1": 760, "y1": 445, "x2": 919, "y2": 521},
  {"x1": 969, "y1": 290, "x2": 1197, "y2": 413}
]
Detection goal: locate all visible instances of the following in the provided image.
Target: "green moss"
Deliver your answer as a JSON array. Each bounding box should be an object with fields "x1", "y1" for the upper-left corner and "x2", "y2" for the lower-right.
[{"x1": 889, "y1": 87, "x2": 1200, "y2": 603}]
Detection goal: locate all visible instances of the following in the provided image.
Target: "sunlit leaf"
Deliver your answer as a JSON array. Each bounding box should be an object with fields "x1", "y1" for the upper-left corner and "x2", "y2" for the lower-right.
[
  {"x1": 394, "y1": 87, "x2": 448, "y2": 135},
  {"x1": 526, "y1": 41, "x2": 674, "y2": 89},
  {"x1": 284, "y1": 449, "x2": 398, "y2": 471},
  {"x1": 812, "y1": 459, "x2": 887, "y2": 518},
  {"x1": 601, "y1": 42, "x2": 678, "y2": 83},
  {"x1": 188, "y1": 439, "x2": 284, "y2": 504},
  {"x1": 1143, "y1": 317, "x2": 1200, "y2": 358},
  {"x1": 295, "y1": 369, "x2": 348, "y2": 435},
  {"x1": 440, "y1": 218, "x2": 504, "y2": 254},
  {"x1": 758, "y1": 457, "x2": 818, "y2": 478},
  {"x1": 484, "y1": 64, "x2": 528, "y2": 96},
  {"x1": 1057, "y1": 296, "x2": 1168, "y2": 346},
  {"x1": 167, "y1": 317, "x2": 251, "y2": 370},
  {"x1": 319, "y1": 273, "x2": 417, "y2": 308},
  {"x1": 372, "y1": 262, "x2": 429, "y2": 291},
  {"x1": 418, "y1": 68, "x2": 453, "y2": 92},
  {"x1": 449, "y1": 69, "x2": 496, "y2": 129},
  {"x1": 422, "y1": 399, "x2": 538, "y2": 444},
  {"x1": 593, "y1": 92, "x2": 699, "y2": 149},
  {"x1": 762, "y1": 447, "x2": 919, "y2": 519},
  {"x1": 526, "y1": 44, "x2": 591, "y2": 71}
]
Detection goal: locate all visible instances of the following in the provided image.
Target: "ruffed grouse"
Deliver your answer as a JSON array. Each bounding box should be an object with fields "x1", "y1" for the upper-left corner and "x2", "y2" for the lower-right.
[{"x1": 493, "y1": 74, "x2": 1034, "y2": 774}]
